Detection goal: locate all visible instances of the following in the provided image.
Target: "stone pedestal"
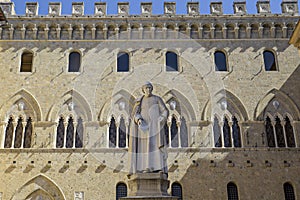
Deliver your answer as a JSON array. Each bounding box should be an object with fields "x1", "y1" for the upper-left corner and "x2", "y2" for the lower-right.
[{"x1": 121, "y1": 172, "x2": 178, "y2": 200}]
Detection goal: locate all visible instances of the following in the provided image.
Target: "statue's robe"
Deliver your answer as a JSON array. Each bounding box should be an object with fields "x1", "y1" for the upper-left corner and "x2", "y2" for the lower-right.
[{"x1": 129, "y1": 94, "x2": 169, "y2": 174}]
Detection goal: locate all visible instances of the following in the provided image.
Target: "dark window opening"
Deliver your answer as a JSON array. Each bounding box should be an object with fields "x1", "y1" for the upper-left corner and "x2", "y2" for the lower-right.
[
  {"x1": 116, "y1": 183, "x2": 127, "y2": 200},
  {"x1": 227, "y1": 182, "x2": 239, "y2": 200},
  {"x1": 117, "y1": 52, "x2": 129, "y2": 72},
  {"x1": 14, "y1": 117, "x2": 23, "y2": 148},
  {"x1": 265, "y1": 116, "x2": 275, "y2": 147},
  {"x1": 109, "y1": 117, "x2": 117, "y2": 147},
  {"x1": 275, "y1": 117, "x2": 285, "y2": 147},
  {"x1": 56, "y1": 117, "x2": 65, "y2": 148},
  {"x1": 232, "y1": 116, "x2": 241, "y2": 147},
  {"x1": 285, "y1": 117, "x2": 295, "y2": 147},
  {"x1": 66, "y1": 117, "x2": 74, "y2": 148},
  {"x1": 68, "y1": 52, "x2": 81, "y2": 72},
  {"x1": 223, "y1": 117, "x2": 232, "y2": 147},
  {"x1": 263, "y1": 51, "x2": 277, "y2": 71},
  {"x1": 180, "y1": 117, "x2": 188, "y2": 147},
  {"x1": 166, "y1": 51, "x2": 178, "y2": 71},
  {"x1": 4, "y1": 117, "x2": 14, "y2": 148},
  {"x1": 284, "y1": 182, "x2": 295, "y2": 200},
  {"x1": 23, "y1": 117, "x2": 33, "y2": 148},
  {"x1": 215, "y1": 51, "x2": 227, "y2": 71},
  {"x1": 172, "y1": 183, "x2": 182, "y2": 200},
  {"x1": 20, "y1": 52, "x2": 33, "y2": 72},
  {"x1": 171, "y1": 116, "x2": 179, "y2": 147}
]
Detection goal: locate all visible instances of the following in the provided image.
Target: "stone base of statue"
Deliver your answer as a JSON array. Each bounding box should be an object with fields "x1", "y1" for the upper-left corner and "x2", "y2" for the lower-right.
[{"x1": 120, "y1": 172, "x2": 178, "y2": 200}]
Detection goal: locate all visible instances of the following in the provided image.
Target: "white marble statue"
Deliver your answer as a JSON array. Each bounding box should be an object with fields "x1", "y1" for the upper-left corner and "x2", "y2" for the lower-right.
[{"x1": 129, "y1": 82, "x2": 169, "y2": 175}]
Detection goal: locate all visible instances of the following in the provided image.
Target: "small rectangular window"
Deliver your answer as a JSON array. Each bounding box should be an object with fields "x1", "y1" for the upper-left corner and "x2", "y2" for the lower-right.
[{"x1": 20, "y1": 52, "x2": 33, "y2": 72}]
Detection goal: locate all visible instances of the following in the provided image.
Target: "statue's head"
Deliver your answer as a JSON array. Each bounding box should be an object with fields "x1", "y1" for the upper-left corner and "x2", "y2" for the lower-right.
[{"x1": 142, "y1": 81, "x2": 153, "y2": 96}]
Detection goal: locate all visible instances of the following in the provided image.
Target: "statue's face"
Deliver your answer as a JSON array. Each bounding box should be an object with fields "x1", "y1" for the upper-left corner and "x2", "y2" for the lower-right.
[{"x1": 143, "y1": 85, "x2": 153, "y2": 97}]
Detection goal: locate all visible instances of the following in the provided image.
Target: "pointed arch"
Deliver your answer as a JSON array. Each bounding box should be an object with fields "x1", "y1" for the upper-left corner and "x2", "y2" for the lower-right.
[
  {"x1": 254, "y1": 89, "x2": 300, "y2": 120},
  {"x1": 98, "y1": 89, "x2": 135, "y2": 123},
  {"x1": 11, "y1": 174, "x2": 66, "y2": 200},
  {"x1": 214, "y1": 89, "x2": 249, "y2": 121},
  {"x1": 47, "y1": 90, "x2": 92, "y2": 121},
  {"x1": 163, "y1": 89, "x2": 196, "y2": 121},
  {"x1": 0, "y1": 89, "x2": 42, "y2": 121}
]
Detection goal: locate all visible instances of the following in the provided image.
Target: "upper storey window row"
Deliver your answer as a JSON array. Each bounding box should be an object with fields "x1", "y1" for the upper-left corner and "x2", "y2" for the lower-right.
[
  {"x1": 18, "y1": 49, "x2": 278, "y2": 73},
  {"x1": 0, "y1": 22, "x2": 295, "y2": 40},
  {"x1": 214, "y1": 50, "x2": 277, "y2": 72}
]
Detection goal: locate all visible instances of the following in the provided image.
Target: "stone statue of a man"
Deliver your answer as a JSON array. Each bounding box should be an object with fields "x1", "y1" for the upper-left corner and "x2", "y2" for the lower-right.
[{"x1": 129, "y1": 82, "x2": 169, "y2": 175}]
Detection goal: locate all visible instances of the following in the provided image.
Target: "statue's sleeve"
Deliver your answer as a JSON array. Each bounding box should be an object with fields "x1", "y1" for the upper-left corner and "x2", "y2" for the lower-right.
[{"x1": 158, "y1": 97, "x2": 169, "y2": 119}]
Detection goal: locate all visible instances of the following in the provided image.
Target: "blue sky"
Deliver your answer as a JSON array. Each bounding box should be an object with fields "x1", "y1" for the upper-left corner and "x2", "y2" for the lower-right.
[{"x1": 10, "y1": 0, "x2": 299, "y2": 15}]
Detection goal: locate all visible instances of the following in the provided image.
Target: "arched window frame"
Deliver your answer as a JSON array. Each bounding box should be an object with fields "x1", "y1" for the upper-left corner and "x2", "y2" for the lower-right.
[
  {"x1": 20, "y1": 50, "x2": 34, "y2": 73},
  {"x1": 283, "y1": 182, "x2": 296, "y2": 200},
  {"x1": 227, "y1": 182, "x2": 239, "y2": 200},
  {"x1": 214, "y1": 50, "x2": 228, "y2": 72},
  {"x1": 165, "y1": 50, "x2": 180, "y2": 72},
  {"x1": 116, "y1": 182, "x2": 127, "y2": 200},
  {"x1": 263, "y1": 49, "x2": 278, "y2": 71},
  {"x1": 117, "y1": 51, "x2": 130, "y2": 72},
  {"x1": 171, "y1": 182, "x2": 183, "y2": 200},
  {"x1": 67, "y1": 50, "x2": 82, "y2": 73}
]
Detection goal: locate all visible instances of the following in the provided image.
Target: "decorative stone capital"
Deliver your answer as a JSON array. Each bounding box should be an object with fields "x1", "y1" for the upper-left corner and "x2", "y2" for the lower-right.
[
  {"x1": 72, "y1": 2, "x2": 84, "y2": 16},
  {"x1": 164, "y1": 2, "x2": 176, "y2": 15},
  {"x1": 95, "y1": 2, "x2": 106, "y2": 16},
  {"x1": 48, "y1": 2, "x2": 61, "y2": 16},
  {"x1": 26, "y1": 2, "x2": 38, "y2": 16},
  {"x1": 187, "y1": 2, "x2": 199, "y2": 15},
  {"x1": 0, "y1": 2, "x2": 15, "y2": 15},
  {"x1": 281, "y1": 0, "x2": 299, "y2": 15},
  {"x1": 118, "y1": 2, "x2": 129, "y2": 16},
  {"x1": 141, "y1": 2, "x2": 152, "y2": 15},
  {"x1": 210, "y1": 2, "x2": 223, "y2": 15},
  {"x1": 233, "y1": 1, "x2": 247, "y2": 15}
]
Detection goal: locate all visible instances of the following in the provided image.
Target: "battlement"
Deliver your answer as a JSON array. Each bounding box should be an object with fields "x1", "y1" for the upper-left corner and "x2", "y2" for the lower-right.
[{"x1": 0, "y1": 0, "x2": 299, "y2": 17}]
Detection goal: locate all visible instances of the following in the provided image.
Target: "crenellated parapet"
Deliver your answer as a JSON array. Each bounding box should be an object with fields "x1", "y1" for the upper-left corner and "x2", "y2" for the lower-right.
[
  {"x1": 0, "y1": 1, "x2": 299, "y2": 17},
  {"x1": 0, "y1": 1, "x2": 298, "y2": 41}
]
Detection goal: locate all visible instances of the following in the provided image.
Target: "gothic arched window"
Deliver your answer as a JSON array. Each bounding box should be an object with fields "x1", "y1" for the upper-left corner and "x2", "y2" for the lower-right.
[
  {"x1": 75, "y1": 117, "x2": 84, "y2": 148},
  {"x1": 23, "y1": 117, "x2": 33, "y2": 148},
  {"x1": 116, "y1": 183, "x2": 127, "y2": 200},
  {"x1": 66, "y1": 117, "x2": 74, "y2": 148},
  {"x1": 56, "y1": 117, "x2": 65, "y2": 148},
  {"x1": 20, "y1": 51, "x2": 33, "y2": 72},
  {"x1": 227, "y1": 182, "x2": 239, "y2": 200},
  {"x1": 117, "y1": 52, "x2": 129, "y2": 72},
  {"x1": 214, "y1": 51, "x2": 227, "y2": 71},
  {"x1": 109, "y1": 117, "x2": 117, "y2": 147},
  {"x1": 119, "y1": 117, "x2": 126, "y2": 148},
  {"x1": 171, "y1": 117, "x2": 179, "y2": 147},
  {"x1": 284, "y1": 182, "x2": 295, "y2": 200},
  {"x1": 14, "y1": 117, "x2": 23, "y2": 148},
  {"x1": 166, "y1": 51, "x2": 178, "y2": 72},
  {"x1": 265, "y1": 116, "x2": 275, "y2": 147},
  {"x1": 223, "y1": 117, "x2": 232, "y2": 147},
  {"x1": 68, "y1": 52, "x2": 81, "y2": 72},
  {"x1": 180, "y1": 117, "x2": 188, "y2": 147},
  {"x1": 284, "y1": 117, "x2": 295, "y2": 147},
  {"x1": 275, "y1": 117, "x2": 285, "y2": 147},
  {"x1": 232, "y1": 117, "x2": 241, "y2": 147},
  {"x1": 4, "y1": 117, "x2": 14, "y2": 148},
  {"x1": 263, "y1": 50, "x2": 277, "y2": 71},
  {"x1": 213, "y1": 116, "x2": 222, "y2": 147},
  {"x1": 171, "y1": 183, "x2": 183, "y2": 200}
]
